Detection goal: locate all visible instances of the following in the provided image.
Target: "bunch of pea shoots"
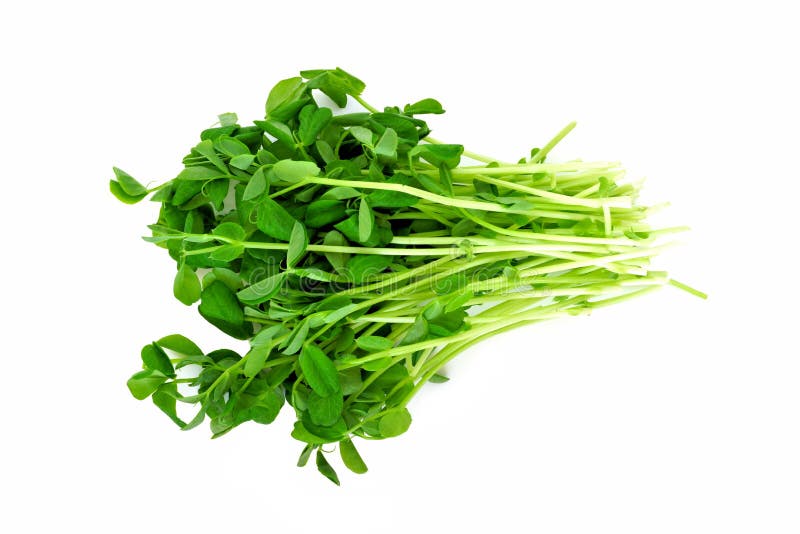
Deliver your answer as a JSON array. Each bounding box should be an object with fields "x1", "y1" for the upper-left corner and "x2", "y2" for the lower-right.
[{"x1": 111, "y1": 68, "x2": 703, "y2": 484}]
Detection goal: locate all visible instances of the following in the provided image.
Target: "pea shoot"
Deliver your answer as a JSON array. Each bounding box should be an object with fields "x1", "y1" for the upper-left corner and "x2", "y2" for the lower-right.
[{"x1": 113, "y1": 67, "x2": 704, "y2": 484}]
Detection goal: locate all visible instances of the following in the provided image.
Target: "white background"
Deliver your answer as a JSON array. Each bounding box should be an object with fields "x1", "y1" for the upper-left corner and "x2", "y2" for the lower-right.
[{"x1": 2, "y1": 1, "x2": 798, "y2": 532}]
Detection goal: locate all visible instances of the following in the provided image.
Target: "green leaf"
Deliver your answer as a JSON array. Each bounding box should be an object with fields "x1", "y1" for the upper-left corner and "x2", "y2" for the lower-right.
[
  {"x1": 340, "y1": 438, "x2": 368, "y2": 474},
  {"x1": 218, "y1": 112, "x2": 238, "y2": 126},
  {"x1": 315, "y1": 450, "x2": 341, "y2": 486},
  {"x1": 299, "y1": 344, "x2": 340, "y2": 397},
  {"x1": 283, "y1": 319, "x2": 310, "y2": 356},
  {"x1": 349, "y1": 126, "x2": 374, "y2": 146},
  {"x1": 333, "y1": 214, "x2": 392, "y2": 247},
  {"x1": 243, "y1": 166, "x2": 268, "y2": 201},
  {"x1": 215, "y1": 135, "x2": 250, "y2": 157},
  {"x1": 141, "y1": 342, "x2": 175, "y2": 377},
  {"x1": 307, "y1": 390, "x2": 343, "y2": 426},
  {"x1": 304, "y1": 418, "x2": 348, "y2": 442},
  {"x1": 322, "y1": 230, "x2": 349, "y2": 274},
  {"x1": 400, "y1": 316, "x2": 429, "y2": 345},
  {"x1": 254, "y1": 119, "x2": 295, "y2": 147},
  {"x1": 113, "y1": 167, "x2": 147, "y2": 196},
  {"x1": 212, "y1": 222, "x2": 246, "y2": 241},
  {"x1": 370, "y1": 113, "x2": 420, "y2": 144},
  {"x1": 374, "y1": 128, "x2": 398, "y2": 162},
  {"x1": 109, "y1": 180, "x2": 146, "y2": 204},
  {"x1": 356, "y1": 336, "x2": 393, "y2": 352},
  {"x1": 358, "y1": 198, "x2": 374, "y2": 243},
  {"x1": 203, "y1": 267, "x2": 244, "y2": 291},
  {"x1": 204, "y1": 178, "x2": 229, "y2": 211},
  {"x1": 207, "y1": 349, "x2": 242, "y2": 365},
  {"x1": 321, "y1": 186, "x2": 362, "y2": 200},
  {"x1": 317, "y1": 294, "x2": 353, "y2": 312},
  {"x1": 299, "y1": 105, "x2": 333, "y2": 146},
  {"x1": 256, "y1": 196, "x2": 298, "y2": 241},
  {"x1": 174, "y1": 354, "x2": 215, "y2": 369},
  {"x1": 230, "y1": 154, "x2": 255, "y2": 170},
  {"x1": 411, "y1": 144, "x2": 464, "y2": 169},
  {"x1": 444, "y1": 290, "x2": 474, "y2": 313},
  {"x1": 237, "y1": 125, "x2": 263, "y2": 147},
  {"x1": 315, "y1": 140, "x2": 336, "y2": 163},
  {"x1": 450, "y1": 219, "x2": 475, "y2": 237},
  {"x1": 266, "y1": 77, "x2": 307, "y2": 119},
  {"x1": 176, "y1": 165, "x2": 227, "y2": 181},
  {"x1": 305, "y1": 75, "x2": 344, "y2": 107},
  {"x1": 305, "y1": 200, "x2": 347, "y2": 228},
  {"x1": 170, "y1": 180, "x2": 204, "y2": 206},
  {"x1": 251, "y1": 323, "x2": 288, "y2": 347},
  {"x1": 209, "y1": 244, "x2": 244, "y2": 262},
  {"x1": 152, "y1": 382, "x2": 185, "y2": 427},
  {"x1": 270, "y1": 159, "x2": 320, "y2": 183},
  {"x1": 338, "y1": 366, "x2": 362, "y2": 395},
  {"x1": 141, "y1": 235, "x2": 179, "y2": 244},
  {"x1": 378, "y1": 408, "x2": 412, "y2": 438},
  {"x1": 210, "y1": 416, "x2": 234, "y2": 438},
  {"x1": 303, "y1": 67, "x2": 365, "y2": 108},
  {"x1": 429, "y1": 373, "x2": 450, "y2": 384},
  {"x1": 297, "y1": 444, "x2": 315, "y2": 467},
  {"x1": 325, "y1": 68, "x2": 364, "y2": 93},
  {"x1": 149, "y1": 185, "x2": 172, "y2": 203},
  {"x1": 198, "y1": 281, "x2": 252, "y2": 339},
  {"x1": 237, "y1": 272, "x2": 287, "y2": 305},
  {"x1": 247, "y1": 388, "x2": 284, "y2": 425},
  {"x1": 291, "y1": 421, "x2": 330, "y2": 445},
  {"x1": 173, "y1": 264, "x2": 201, "y2": 305},
  {"x1": 317, "y1": 67, "x2": 364, "y2": 93},
  {"x1": 404, "y1": 98, "x2": 444, "y2": 115},
  {"x1": 156, "y1": 334, "x2": 203, "y2": 357},
  {"x1": 181, "y1": 406, "x2": 207, "y2": 431},
  {"x1": 243, "y1": 343, "x2": 271, "y2": 378},
  {"x1": 201, "y1": 125, "x2": 237, "y2": 141},
  {"x1": 335, "y1": 334, "x2": 356, "y2": 359},
  {"x1": 345, "y1": 254, "x2": 393, "y2": 284},
  {"x1": 330, "y1": 112, "x2": 370, "y2": 126},
  {"x1": 362, "y1": 357, "x2": 393, "y2": 372},
  {"x1": 284, "y1": 222, "x2": 308, "y2": 268},
  {"x1": 323, "y1": 303, "x2": 359, "y2": 324},
  {"x1": 127, "y1": 369, "x2": 168, "y2": 400},
  {"x1": 293, "y1": 268, "x2": 338, "y2": 282},
  {"x1": 438, "y1": 165, "x2": 454, "y2": 196},
  {"x1": 193, "y1": 139, "x2": 228, "y2": 172},
  {"x1": 366, "y1": 174, "x2": 418, "y2": 208},
  {"x1": 416, "y1": 173, "x2": 445, "y2": 195}
]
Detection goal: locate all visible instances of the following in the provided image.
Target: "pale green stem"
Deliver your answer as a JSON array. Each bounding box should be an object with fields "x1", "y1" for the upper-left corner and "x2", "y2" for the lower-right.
[{"x1": 530, "y1": 121, "x2": 577, "y2": 163}]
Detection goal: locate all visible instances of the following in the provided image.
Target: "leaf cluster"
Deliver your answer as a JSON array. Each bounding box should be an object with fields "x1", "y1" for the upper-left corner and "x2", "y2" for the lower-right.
[{"x1": 114, "y1": 67, "x2": 687, "y2": 483}]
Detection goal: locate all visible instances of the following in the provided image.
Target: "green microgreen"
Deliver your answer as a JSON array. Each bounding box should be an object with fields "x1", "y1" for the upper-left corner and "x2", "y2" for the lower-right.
[{"x1": 113, "y1": 67, "x2": 703, "y2": 484}]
